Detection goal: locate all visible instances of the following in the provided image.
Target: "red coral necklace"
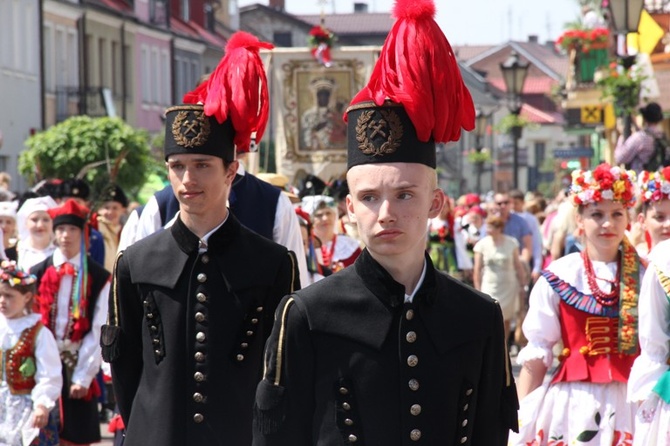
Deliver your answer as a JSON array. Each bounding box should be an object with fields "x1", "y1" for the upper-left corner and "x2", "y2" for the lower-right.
[{"x1": 581, "y1": 250, "x2": 620, "y2": 306}]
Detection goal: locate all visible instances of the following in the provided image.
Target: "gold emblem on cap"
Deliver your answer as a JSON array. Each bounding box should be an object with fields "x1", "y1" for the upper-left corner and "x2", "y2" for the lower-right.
[
  {"x1": 356, "y1": 109, "x2": 402, "y2": 156},
  {"x1": 172, "y1": 110, "x2": 211, "y2": 148}
]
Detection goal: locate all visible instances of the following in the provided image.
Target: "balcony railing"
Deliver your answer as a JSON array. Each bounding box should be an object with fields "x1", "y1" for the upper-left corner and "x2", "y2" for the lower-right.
[{"x1": 54, "y1": 86, "x2": 127, "y2": 123}]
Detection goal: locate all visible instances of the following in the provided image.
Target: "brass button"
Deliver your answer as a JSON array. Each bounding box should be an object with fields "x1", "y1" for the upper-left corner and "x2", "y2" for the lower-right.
[
  {"x1": 407, "y1": 355, "x2": 418, "y2": 367},
  {"x1": 194, "y1": 372, "x2": 205, "y2": 382},
  {"x1": 195, "y1": 312, "x2": 206, "y2": 322},
  {"x1": 410, "y1": 429, "x2": 421, "y2": 441},
  {"x1": 246, "y1": 330, "x2": 254, "y2": 336},
  {"x1": 463, "y1": 403, "x2": 469, "y2": 411},
  {"x1": 406, "y1": 331, "x2": 417, "y2": 343},
  {"x1": 194, "y1": 352, "x2": 205, "y2": 362},
  {"x1": 465, "y1": 388, "x2": 473, "y2": 396},
  {"x1": 236, "y1": 354, "x2": 245, "y2": 361},
  {"x1": 461, "y1": 419, "x2": 468, "y2": 427},
  {"x1": 410, "y1": 404, "x2": 421, "y2": 416},
  {"x1": 256, "y1": 306, "x2": 263, "y2": 312},
  {"x1": 408, "y1": 379, "x2": 419, "y2": 391},
  {"x1": 154, "y1": 349, "x2": 160, "y2": 355},
  {"x1": 339, "y1": 387, "x2": 349, "y2": 395},
  {"x1": 201, "y1": 255, "x2": 209, "y2": 264},
  {"x1": 196, "y1": 292, "x2": 207, "y2": 303},
  {"x1": 460, "y1": 436, "x2": 467, "y2": 444},
  {"x1": 146, "y1": 313, "x2": 154, "y2": 319},
  {"x1": 197, "y1": 273, "x2": 207, "y2": 283},
  {"x1": 193, "y1": 413, "x2": 204, "y2": 423},
  {"x1": 348, "y1": 434, "x2": 358, "y2": 442},
  {"x1": 344, "y1": 418, "x2": 353, "y2": 426},
  {"x1": 150, "y1": 325, "x2": 157, "y2": 332},
  {"x1": 143, "y1": 300, "x2": 149, "y2": 307},
  {"x1": 196, "y1": 332, "x2": 206, "y2": 342},
  {"x1": 152, "y1": 339, "x2": 160, "y2": 345},
  {"x1": 193, "y1": 392, "x2": 204, "y2": 403},
  {"x1": 240, "y1": 342, "x2": 248, "y2": 349},
  {"x1": 405, "y1": 309, "x2": 414, "y2": 320},
  {"x1": 342, "y1": 402, "x2": 351, "y2": 410},
  {"x1": 251, "y1": 318, "x2": 259, "y2": 324}
]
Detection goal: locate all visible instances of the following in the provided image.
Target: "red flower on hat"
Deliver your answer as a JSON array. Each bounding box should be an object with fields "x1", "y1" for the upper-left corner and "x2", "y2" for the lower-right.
[
  {"x1": 662, "y1": 166, "x2": 670, "y2": 181},
  {"x1": 593, "y1": 164, "x2": 614, "y2": 190}
]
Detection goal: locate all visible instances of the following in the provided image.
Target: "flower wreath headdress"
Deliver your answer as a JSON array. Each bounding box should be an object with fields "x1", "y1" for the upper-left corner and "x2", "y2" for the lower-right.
[
  {"x1": 638, "y1": 167, "x2": 670, "y2": 203},
  {"x1": 570, "y1": 163, "x2": 636, "y2": 208},
  {"x1": 0, "y1": 260, "x2": 37, "y2": 287}
]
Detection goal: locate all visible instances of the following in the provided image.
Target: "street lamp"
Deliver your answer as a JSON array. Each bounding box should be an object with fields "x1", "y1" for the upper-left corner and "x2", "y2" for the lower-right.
[
  {"x1": 609, "y1": 0, "x2": 644, "y2": 36},
  {"x1": 474, "y1": 111, "x2": 489, "y2": 195},
  {"x1": 608, "y1": 0, "x2": 645, "y2": 139},
  {"x1": 500, "y1": 51, "x2": 529, "y2": 189}
]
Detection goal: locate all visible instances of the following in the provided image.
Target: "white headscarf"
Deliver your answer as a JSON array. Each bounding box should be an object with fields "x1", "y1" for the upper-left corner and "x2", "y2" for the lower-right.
[{"x1": 16, "y1": 196, "x2": 58, "y2": 243}]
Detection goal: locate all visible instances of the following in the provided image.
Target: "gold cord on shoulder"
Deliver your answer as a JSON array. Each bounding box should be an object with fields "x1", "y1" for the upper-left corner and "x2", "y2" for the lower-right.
[
  {"x1": 108, "y1": 251, "x2": 124, "y2": 326},
  {"x1": 273, "y1": 297, "x2": 295, "y2": 386}
]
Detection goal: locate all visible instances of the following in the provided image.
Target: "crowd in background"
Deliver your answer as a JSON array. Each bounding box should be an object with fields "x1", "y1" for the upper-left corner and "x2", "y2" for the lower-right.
[{"x1": 2, "y1": 162, "x2": 670, "y2": 445}]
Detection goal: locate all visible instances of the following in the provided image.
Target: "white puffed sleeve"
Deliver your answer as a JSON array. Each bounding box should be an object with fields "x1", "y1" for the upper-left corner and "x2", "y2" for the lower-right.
[
  {"x1": 627, "y1": 262, "x2": 670, "y2": 402},
  {"x1": 516, "y1": 275, "x2": 561, "y2": 368},
  {"x1": 32, "y1": 326, "x2": 63, "y2": 409}
]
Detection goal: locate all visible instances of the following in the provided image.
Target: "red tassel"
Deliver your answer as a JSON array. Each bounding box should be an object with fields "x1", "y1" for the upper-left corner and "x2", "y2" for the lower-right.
[
  {"x1": 183, "y1": 31, "x2": 274, "y2": 152},
  {"x1": 349, "y1": 0, "x2": 474, "y2": 143}
]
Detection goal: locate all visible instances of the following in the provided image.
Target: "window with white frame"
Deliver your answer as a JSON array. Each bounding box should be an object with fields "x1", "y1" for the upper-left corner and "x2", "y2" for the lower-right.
[
  {"x1": 181, "y1": 0, "x2": 189, "y2": 21},
  {"x1": 43, "y1": 23, "x2": 55, "y2": 92},
  {"x1": 161, "y1": 49, "x2": 170, "y2": 105},
  {"x1": 151, "y1": 47, "x2": 159, "y2": 103},
  {"x1": 68, "y1": 30, "x2": 78, "y2": 87},
  {"x1": 142, "y1": 45, "x2": 150, "y2": 103}
]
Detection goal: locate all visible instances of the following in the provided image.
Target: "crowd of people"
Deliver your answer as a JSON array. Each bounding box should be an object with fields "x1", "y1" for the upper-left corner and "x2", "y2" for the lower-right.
[{"x1": 1, "y1": 0, "x2": 669, "y2": 445}]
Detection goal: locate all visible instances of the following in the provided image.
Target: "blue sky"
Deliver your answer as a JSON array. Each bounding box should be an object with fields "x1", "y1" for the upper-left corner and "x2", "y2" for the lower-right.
[{"x1": 237, "y1": 0, "x2": 583, "y2": 45}]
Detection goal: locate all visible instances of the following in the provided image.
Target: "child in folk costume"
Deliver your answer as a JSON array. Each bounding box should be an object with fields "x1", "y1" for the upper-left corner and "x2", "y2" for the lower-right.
[
  {"x1": 30, "y1": 199, "x2": 110, "y2": 446},
  {"x1": 16, "y1": 197, "x2": 58, "y2": 273},
  {"x1": 634, "y1": 168, "x2": 670, "y2": 263},
  {"x1": 627, "y1": 241, "x2": 670, "y2": 445},
  {"x1": 0, "y1": 260, "x2": 62, "y2": 446},
  {"x1": 301, "y1": 195, "x2": 361, "y2": 274},
  {"x1": 511, "y1": 164, "x2": 642, "y2": 445}
]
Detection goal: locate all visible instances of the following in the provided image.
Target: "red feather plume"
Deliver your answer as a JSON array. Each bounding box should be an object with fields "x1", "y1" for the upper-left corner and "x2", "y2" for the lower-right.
[
  {"x1": 348, "y1": 0, "x2": 475, "y2": 143},
  {"x1": 183, "y1": 31, "x2": 274, "y2": 152}
]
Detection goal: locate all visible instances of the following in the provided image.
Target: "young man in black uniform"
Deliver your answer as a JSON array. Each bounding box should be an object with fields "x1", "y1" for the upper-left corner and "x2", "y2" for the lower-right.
[
  {"x1": 253, "y1": 1, "x2": 518, "y2": 445},
  {"x1": 102, "y1": 32, "x2": 299, "y2": 446}
]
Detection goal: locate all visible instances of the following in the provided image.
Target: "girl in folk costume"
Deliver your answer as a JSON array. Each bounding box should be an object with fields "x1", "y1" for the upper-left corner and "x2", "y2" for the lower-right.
[
  {"x1": 302, "y1": 195, "x2": 361, "y2": 274},
  {"x1": 30, "y1": 199, "x2": 111, "y2": 446},
  {"x1": 16, "y1": 197, "x2": 58, "y2": 273},
  {"x1": 627, "y1": 237, "x2": 670, "y2": 445},
  {"x1": 0, "y1": 260, "x2": 62, "y2": 446},
  {"x1": 511, "y1": 163, "x2": 642, "y2": 445},
  {"x1": 634, "y1": 168, "x2": 670, "y2": 263}
]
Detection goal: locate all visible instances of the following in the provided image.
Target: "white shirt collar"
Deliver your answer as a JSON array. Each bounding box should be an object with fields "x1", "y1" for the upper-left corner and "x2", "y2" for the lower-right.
[
  {"x1": 404, "y1": 260, "x2": 427, "y2": 303},
  {"x1": 52, "y1": 248, "x2": 81, "y2": 269},
  {"x1": 198, "y1": 213, "x2": 229, "y2": 252}
]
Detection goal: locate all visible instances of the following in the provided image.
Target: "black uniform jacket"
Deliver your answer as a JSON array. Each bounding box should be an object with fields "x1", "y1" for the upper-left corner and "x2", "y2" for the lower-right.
[
  {"x1": 253, "y1": 249, "x2": 518, "y2": 446},
  {"x1": 103, "y1": 214, "x2": 299, "y2": 446}
]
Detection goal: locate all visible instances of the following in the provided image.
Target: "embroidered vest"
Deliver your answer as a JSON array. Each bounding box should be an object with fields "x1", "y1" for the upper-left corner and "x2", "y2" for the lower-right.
[
  {"x1": 551, "y1": 302, "x2": 638, "y2": 384},
  {"x1": 1, "y1": 322, "x2": 42, "y2": 395}
]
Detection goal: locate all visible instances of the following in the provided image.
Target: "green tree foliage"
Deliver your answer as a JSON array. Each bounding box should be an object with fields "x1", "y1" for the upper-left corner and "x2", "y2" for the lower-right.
[{"x1": 20, "y1": 116, "x2": 156, "y2": 199}]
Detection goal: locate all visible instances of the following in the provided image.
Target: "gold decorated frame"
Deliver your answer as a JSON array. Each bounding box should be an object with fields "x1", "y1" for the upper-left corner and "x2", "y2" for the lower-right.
[{"x1": 281, "y1": 59, "x2": 367, "y2": 163}]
